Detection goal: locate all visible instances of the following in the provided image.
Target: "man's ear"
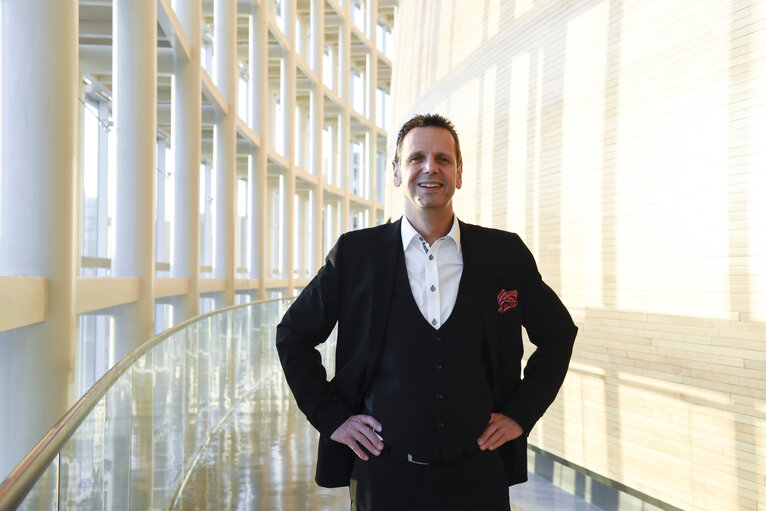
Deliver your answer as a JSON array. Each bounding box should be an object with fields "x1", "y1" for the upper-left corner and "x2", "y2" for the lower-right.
[
  {"x1": 392, "y1": 161, "x2": 402, "y2": 187},
  {"x1": 456, "y1": 162, "x2": 463, "y2": 190}
]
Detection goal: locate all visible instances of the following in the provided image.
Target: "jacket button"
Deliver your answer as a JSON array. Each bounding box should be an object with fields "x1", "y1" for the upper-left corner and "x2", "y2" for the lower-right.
[
  {"x1": 435, "y1": 363, "x2": 443, "y2": 370},
  {"x1": 436, "y1": 393, "x2": 444, "y2": 399},
  {"x1": 437, "y1": 421, "x2": 445, "y2": 428},
  {"x1": 434, "y1": 335, "x2": 442, "y2": 342}
]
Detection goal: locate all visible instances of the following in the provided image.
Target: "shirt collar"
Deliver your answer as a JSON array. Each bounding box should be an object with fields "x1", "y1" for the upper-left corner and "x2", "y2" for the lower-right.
[{"x1": 400, "y1": 214, "x2": 462, "y2": 252}]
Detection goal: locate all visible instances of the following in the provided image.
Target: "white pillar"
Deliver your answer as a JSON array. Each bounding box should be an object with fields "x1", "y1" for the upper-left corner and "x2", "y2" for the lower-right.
[
  {"x1": 112, "y1": 0, "x2": 157, "y2": 358},
  {"x1": 253, "y1": 3, "x2": 269, "y2": 299},
  {"x1": 340, "y1": 13, "x2": 351, "y2": 233},
  {"x1": 285, "y1": 0, "x2": 297, "y2": 296},
  {"x1": 368, "y1": 0, "x2": 379, "y2": 222},
  {"x1": 0, "y1": 0, "x2": 79, "y2": 481},
  {"x1": 172, "y1": 0, "x2": 202, "y2": 320},
  {"x1": 312, "y1": 0, "x2": 325, "y2": 268},
  {"x1": 214, "y1": 0, "x2": 237, "y2": 306}
]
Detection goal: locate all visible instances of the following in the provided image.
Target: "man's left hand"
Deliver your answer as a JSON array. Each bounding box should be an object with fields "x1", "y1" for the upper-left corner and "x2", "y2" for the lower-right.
[{"x1": 477, "y1": 413, "x2": 524, "y2": 451}]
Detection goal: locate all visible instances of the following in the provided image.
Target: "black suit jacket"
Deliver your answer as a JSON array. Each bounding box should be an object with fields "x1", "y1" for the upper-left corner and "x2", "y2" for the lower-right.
[{"x1": 276, "y1": 219, "x2": 577, "y2": 487}]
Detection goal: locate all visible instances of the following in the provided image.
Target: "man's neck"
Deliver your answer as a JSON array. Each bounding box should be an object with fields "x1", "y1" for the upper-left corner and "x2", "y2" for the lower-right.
[{"x1": 403, "y1": 207, "x2": 454, "y2": 245}]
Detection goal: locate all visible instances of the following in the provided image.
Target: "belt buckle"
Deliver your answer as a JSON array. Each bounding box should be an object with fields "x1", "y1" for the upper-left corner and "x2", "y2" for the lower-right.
[{"x1": 407, "y1": 453, "x2": 430, "y2": 466}]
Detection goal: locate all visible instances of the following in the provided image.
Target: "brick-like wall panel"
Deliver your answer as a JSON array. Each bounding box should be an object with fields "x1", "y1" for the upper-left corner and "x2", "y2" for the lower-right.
[{"x1": 388, "y1": 1, "x2": 766, "y2": 509}]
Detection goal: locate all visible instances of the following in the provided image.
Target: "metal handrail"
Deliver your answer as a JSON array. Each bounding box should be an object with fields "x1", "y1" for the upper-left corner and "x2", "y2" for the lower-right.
[{"x1": 0, "y1": 297, "x2": 293, "y2": 510}]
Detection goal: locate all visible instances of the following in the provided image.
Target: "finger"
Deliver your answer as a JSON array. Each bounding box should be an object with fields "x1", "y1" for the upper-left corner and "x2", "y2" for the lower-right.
[
  {"x1": 349, "y1": 440, "x2": 370, "y2": 461},
  {"x1": 477, "y1": 422, "x2": 499, "y2": 446},
  {"x1": 479, "y1": 430, "x2": 498, "y2": 450},
  {"x1": 350, "y1": 428, "x2": 383, "y2": 455},
  {"x1": 350, "y1": 416, "x2": 384, "y2": 449},
  {"x1": 356, "y1": 414, "x2": 383, "y2": 433},
  {"x1": 486, "y1": 430, "x2": 508, "y2": 450}
]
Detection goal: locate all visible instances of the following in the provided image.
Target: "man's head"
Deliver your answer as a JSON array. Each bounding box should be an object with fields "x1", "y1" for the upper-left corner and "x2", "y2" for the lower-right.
[
  {"x1": 392, "y1": 114, "x2": 463, "y2": 218},
  {"x1": 394, "y1": 114, "x2": 462, "y2": 168}
]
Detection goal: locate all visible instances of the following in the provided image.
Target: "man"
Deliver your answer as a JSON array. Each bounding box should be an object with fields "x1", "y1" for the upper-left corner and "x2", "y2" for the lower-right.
[{"x1": 276, "y1": 114, "x2": 577, "y2": 510}]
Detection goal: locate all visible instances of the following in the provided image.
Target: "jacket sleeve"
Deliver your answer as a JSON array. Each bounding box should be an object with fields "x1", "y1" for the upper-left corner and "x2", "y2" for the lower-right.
[
  {"x1": 501, "y1": 234, "x2": 578, "y2": 434},
  {"x1": 275, "y1": 235, "x2": 354, "y2": 437}
]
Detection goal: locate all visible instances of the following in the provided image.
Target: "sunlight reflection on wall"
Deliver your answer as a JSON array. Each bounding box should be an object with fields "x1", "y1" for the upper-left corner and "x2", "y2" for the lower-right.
[{"x1": 388, "y1": 0, "x2": 766, "y2": 509}]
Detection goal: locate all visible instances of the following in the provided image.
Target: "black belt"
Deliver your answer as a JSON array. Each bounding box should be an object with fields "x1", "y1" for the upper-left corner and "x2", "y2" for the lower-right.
[{"x1": 384, "y1": 444, "x2": 481, "y2": 466}]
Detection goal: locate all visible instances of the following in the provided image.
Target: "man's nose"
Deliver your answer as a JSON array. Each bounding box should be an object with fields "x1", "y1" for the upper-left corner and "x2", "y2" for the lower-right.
[{"x1": 422, "y1": 155, "x2": 437, "y2": 173}]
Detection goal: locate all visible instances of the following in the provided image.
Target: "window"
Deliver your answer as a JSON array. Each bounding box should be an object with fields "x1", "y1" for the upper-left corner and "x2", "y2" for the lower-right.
[
  {"x1": 199, "y1": 294, "x2": 216, "y2": 314},
  {"x1": 322, "y1": 198, "x2": 341, "y2": 258},
  {"x1": 238, "y1": 67, "x2": 250, "y2": 125},
  {"x1": 350, "y1": 140, "x2": 363, "y2": 197},
  {"x1": 237, "y1": 178, "x2": 249, "y2": 272},
  {"x1": 322, "y1": 44, "x2": 334, "y2": 90},
  {"x1": 376, "y1": 20, "x2": 393, "y2": 57},
  {"x1": 154, "y1": 301, "x2": 174, "y2": 335},
  {"x1": 156, "y1": 137, "x2": 175, "y2": 276},
  {"x1": 200, "y1": 163, "x2": 215, "y2": 276},
  {"x1": 202, "y1": 25, "x2": 215, "y2": 78},
  {"x1": 350, "y1": 69, "x2": 365, "y2": 114},
  {"x1": 80, "y1": 85, "x2": 115, "y2": 277},
  {"x1": 268, "y1": 175, "x2": 285, "y2": 277},
  {"x1": 352, "y1": 0, "x2": 367, "y2": 34},
  {"x1": 77, "y1": 312, "x2": 115, "y2": 397},
  {"x1": 376, "y1": 88, "x2": 389, "y2": 130},
  {"x1": 376, "y1": 151, "x2": 387, "y2": 203},
  {"x1": 274, "y1": 92, "x2": 284, "y2": 156}
]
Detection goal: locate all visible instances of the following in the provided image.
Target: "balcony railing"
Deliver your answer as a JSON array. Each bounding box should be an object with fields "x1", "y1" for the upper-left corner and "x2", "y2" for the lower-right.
[{"x1": 0, "y1": 298, "x2": 296, "y2": 510}]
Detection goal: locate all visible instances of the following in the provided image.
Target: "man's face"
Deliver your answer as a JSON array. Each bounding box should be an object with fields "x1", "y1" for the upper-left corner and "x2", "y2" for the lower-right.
[{"x1": 393, "y1": 127, "x2": 463, "y2": 214}]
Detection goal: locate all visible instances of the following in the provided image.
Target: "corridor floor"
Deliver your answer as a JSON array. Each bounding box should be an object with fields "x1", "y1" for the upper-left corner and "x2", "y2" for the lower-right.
[{"x1": 173, "y1": 357, "x2": 605, "y2": 511}]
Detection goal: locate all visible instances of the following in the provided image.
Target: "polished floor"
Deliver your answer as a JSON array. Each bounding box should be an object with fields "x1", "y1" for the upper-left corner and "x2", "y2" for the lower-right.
[{"x1": 173, "y1": 347, "x2": 605, "y2": 511}]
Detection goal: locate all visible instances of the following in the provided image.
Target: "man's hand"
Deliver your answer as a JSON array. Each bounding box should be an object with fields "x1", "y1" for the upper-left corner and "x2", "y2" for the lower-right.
[
  {"x1": 477, "y1": 413, "x2": 524, "y2": 451},
  {"x1": 330, "y1": 415, "x2": 384, "y2": 461}
]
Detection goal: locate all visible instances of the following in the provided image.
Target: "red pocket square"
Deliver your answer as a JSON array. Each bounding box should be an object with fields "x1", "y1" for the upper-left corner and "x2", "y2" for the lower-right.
[{"x1": 497, "y1": 289, "x2": 518, "y2": 313}]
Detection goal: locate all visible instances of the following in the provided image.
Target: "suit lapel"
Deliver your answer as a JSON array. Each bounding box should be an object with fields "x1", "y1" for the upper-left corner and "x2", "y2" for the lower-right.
[
  {"x1": 361, "y1": 219, "x2": 402, "y2": 395},
  {"x1": 460, "y1": 221, "x2": 501, "y2": 386}
]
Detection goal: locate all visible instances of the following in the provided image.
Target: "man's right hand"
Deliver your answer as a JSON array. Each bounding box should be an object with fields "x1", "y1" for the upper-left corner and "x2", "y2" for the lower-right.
[{"x1": 330, "y1": 415, "x2": 384, "y2": 461}]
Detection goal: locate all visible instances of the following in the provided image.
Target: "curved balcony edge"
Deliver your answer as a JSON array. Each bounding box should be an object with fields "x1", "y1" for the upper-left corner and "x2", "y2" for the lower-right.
[{"x1": 0, "y1": 297, "x2": 294, "y2": 510}]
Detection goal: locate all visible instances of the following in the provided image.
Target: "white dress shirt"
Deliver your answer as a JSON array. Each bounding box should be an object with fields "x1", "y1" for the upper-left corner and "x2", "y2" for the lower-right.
[{"x1": 400, "y1": 215, "x2": 463, "y2": 329}]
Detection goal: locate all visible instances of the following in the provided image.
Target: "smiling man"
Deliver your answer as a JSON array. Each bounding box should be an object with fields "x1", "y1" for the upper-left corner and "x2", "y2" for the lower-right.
[{"x1": 277, "y1": 113, "x2": 577, "y2": 510}]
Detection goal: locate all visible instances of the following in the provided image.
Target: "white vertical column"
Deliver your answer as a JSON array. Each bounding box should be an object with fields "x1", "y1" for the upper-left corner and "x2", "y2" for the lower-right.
[
  {"x1": 253, "y1": 2, "x2": 269, "y2": 299},
  {"x1": 172, "y1": 0, "x2": 202, "y2": 320},
  {"x1": 0, "y1": 0, "x2": 79, "y2": 481},
  {"x1": 368, "y1": 0, "x2": 379, "y2": 221},
  {"x1": 246, "y1": 10, "x2": 260, "y2": 295},
  {"x1": 214, "y1": 0, "x2": 237, "y2": 306},
  {"x1": 112, "y1": 0, "x2": 157, "y2": 358},
  {"x1": 312, "y1": 0, "x2": 325, "y2": 268},
  {"x1": 340, "y1": 11, "x2": 351, "y2": 232},
  {"x1": 285, "y1": 0, "x2": 297, "y2": 296},
  {"x1": 98, "y1": 101, "x2": 110, "y2": 253}
]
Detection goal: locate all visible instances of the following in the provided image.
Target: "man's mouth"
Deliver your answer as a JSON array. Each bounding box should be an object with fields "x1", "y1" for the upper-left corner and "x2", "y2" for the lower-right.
[{"x1": 419, "y1": 183, "x2": 442, "y2": 188}]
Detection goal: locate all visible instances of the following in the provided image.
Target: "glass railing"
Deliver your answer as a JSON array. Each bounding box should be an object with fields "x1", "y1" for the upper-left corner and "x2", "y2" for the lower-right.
[{"x1": 0, "y1": 298, "x2": 295, "y2": 510}]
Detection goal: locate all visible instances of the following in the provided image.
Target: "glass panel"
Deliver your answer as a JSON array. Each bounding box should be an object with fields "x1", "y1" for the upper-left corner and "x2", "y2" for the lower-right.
[
  {"x1": 151, "y1": 338, "x2": 173, "y2": 508},
  {"x1": 18, "y1": 453, "x2": 59, "y2": 510},
  {"x1": 9, "y1": 299, "x2": 301, "y2": 510},
  {"x1": 59, "y1": 400, "x2": 106, "y2": 507},
  {"x1": 130, "y1": 350, "x2": 154, "y2": 509},
  {"x1": 103, "y1": 369, "x2": 132, "y2": 508},
  {"x1": 182, "y1": 319, "x2": 200, "y2": 475}
]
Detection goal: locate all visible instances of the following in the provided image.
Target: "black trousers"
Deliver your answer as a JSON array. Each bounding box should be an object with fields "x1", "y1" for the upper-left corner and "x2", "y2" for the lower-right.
[{"x1": 349, "y1": 449, "x2": 511, "y2": 511}]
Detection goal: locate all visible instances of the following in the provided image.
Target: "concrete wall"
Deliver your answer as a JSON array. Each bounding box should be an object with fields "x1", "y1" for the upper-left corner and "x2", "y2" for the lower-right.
[{"x1": 387, "y1": 1, "x2": 766, "y2": 509}]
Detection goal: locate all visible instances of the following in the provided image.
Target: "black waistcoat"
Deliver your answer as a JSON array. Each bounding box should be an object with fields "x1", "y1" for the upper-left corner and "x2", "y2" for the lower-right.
[{"x1": 367, "y1": 248, "x2": 494, "y2": 462}]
